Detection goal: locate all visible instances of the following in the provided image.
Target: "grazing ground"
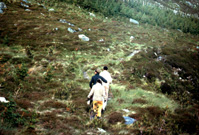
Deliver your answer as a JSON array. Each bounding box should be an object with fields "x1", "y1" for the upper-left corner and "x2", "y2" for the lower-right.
[{"x1": 0, "y1": 0, "x2": 199, "y2": 135}]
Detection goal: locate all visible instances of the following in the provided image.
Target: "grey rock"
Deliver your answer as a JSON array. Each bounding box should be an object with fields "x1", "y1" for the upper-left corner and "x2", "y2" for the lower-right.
[
  {"x1": 22, "y1": 0, "x2": 30, "y2": 3},
  {"x1": 68, "y1": 27, "x2": 76, "y2": 33},
  {"x1": 21, "y1": 2, "x2": 29, "y2": 8},
  {"x1": 49, "y1": 8, "x2": 55, "y2": 12},
  {"x1": 25, "y1": 9, "x2": 31, "y2": 12},
  {"x1": 0, "y1": 9, "x2": 3, "y2": 14},
  {"x1": 130, "y1": 18, "x2": 139, "y2": 25},
  {"x1": 59, "y1": 19, "x2": 68, "y2": 23},
  {"x1": 99, "y1": 39, "x2": 104, "y2": 42},
  {"x1": 130, "y1": 36, "x2": 134, "y2": 42},
  {"x1": 68, "y1": 22, "x2": 74, "y2": 27},
  {"x1": 0, "y1": 2, "x2": 7, "y2": 9},
  {"x1": 0, "y1": 97, "x2": 9, "y2": 103},
  {"x1": 0, "y1": 2, "x2": 6, "y2": 13},
  {"x1": 97, "y1": 128, "x2": 106, "y2": 133},
  {"x1": 185, "y1": 1, "x2": 193, "y2": 7},
  {"x1": 157, "y1": 56, "x2": 163, "y2": 61},
  {"x1": 78, "y1": 28, "x2": 82, "y2": 31},
  {"x1": 78, "y1": 34, "x2": 89, "y2": 41},
  {"x1": 128, "y1": 50, "x2": 140, "y2": 57},
  {"x1": 59, "y1": 19, "x2": 75, "y2": 26},
  {"x1": 83, "y1": 72, "x2": 89, "y2": 80},
  {"x1": 89, "y1": 12, "x2": 96, "y2": 17}
]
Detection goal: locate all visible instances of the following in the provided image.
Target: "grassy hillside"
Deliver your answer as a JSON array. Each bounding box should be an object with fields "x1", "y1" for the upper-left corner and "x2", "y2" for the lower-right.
[{"x1": 0, "y1": 0, "x2": 199, "y2": 134}]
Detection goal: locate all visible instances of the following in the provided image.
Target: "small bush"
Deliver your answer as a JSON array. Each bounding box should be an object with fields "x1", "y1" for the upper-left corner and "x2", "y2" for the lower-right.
[
  {"x1": 16, "y1": 63, "x2": 28, "y2": 80},
  {"x1": 0, "y1": 100, "x2": 33, "y2": 128}
]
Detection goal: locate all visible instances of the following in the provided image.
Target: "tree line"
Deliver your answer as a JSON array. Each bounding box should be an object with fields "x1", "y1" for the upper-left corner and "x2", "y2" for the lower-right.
[{"x1": 57, "y1": 0, "x2": 199, "y2": 34}]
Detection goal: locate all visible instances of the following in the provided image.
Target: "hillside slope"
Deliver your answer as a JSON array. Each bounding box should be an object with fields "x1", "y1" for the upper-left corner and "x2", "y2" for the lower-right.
[{"x1": 0, "y1": 0, "x2": 199, "y2": 135}]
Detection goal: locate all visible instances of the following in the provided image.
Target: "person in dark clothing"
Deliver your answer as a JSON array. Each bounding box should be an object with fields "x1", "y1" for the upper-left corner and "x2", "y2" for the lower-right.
[{"x1": 89, "y1": 69, "x2": 107, "y2": 88}]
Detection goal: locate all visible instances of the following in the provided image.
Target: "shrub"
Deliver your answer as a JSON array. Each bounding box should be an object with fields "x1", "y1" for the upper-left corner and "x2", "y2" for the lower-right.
[
  {"x1": 16, "y1": 63, "x2": 28, "y2": 80},
  {"x1": 0, "y1": 100, "x2": 33, "y2": 128}
]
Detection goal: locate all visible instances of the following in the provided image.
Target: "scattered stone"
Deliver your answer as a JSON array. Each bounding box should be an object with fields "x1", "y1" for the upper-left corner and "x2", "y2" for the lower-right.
[
  {"x1": 88, "y1": 28, "x2": 91, "y2": 31},
  {"x1": 130, "y1": 18, "x2": 139, "y2": 25},
  {"x1": 122, "y1": 109, "x2": 130, "y2": 113},
  {"x1": 68, "y1": 22, "x2": 74, "y2": 27},
  {"x1": 119, "y1": 130, "x2": 129, "y2": 134},
  {"x1": 68, "y1": 27, "x2": 76, "y2": 33},
  {"x1": 22, "y1": 0, "x2": 30, "y2": 3},
  {"x1": 25, "y1": 9, "x2": 31, "y2": 12},
  {"x1": 99, "y1": 39, "x2": 104, "y2": 42},
  {"x1": 130, "y1": 36, "x2": 135, "y2": 42},
  {"x1": 0, "y1": 97, "x2": 9, "y2": 103},
  {"x1": 78, "y1": 34, "x2": 90, "y2": 41},
  {"x1": 173, "y1": 10, "x2": 178, "y2": 14},
  {"x1": 49, "y1": 8, "x2": 55, "y2": 12},
  {"x1": 128, "y1": 50, "x2": 140, "y2": 57},
  {"x1": 123, "y1": 116, "x2": 136, "y2": 125},
  {"x1": 89, "y1": 12, "x2": 96, "y2": 17},
  {"x1": 107, "y1": 48, "x2": 110, "y2": 52},
  {"x1": 83, "y1": 71, "x2": 89, "y2": 80},
  {"x1": 40, "y1": 13, "x2": 45, "y2": 16},
  {"x1": 157, "y1": 56, "x2": 163, "y2": 61},
  {"x1": 21, "y1": 2, "x2": 29, "y2": 8},
  {"x1": 59, "y1": 19, "x2": 75, "y2": 26},
  {"x1": 97, "y1": 128, "x2": 106, "y2": 133},
  {"x1": 0, "y1": 2, "x2": 7, "y2": 9},
  {"x1": 0, "y1": 2, "x2": 7, "y2": 13},
  {"x1": 185, "y1": 1, "x2": 193, "y2": 7},
  {"x1": 78, "y1": 28, "x2": 82, "y2": 31},
  {"x1": 59, "y1": 19, "x2": 67, "y2": 23}
]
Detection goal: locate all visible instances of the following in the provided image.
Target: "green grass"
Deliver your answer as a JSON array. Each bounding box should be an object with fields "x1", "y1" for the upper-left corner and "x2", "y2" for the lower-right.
[
  {"x1": 109, "y1": 84, "x2": 178, "y2": 112},
  {"x1": 0, "y1": 0, "x2": 199, "y2": 134}
]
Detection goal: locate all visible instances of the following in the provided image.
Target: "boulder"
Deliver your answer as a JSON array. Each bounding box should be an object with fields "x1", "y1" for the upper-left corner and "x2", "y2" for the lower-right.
[
  {"x1": 130, "y1": 18, "x2": 139, "y2": 25},
  {"x1": 78, "y1": 34, "x2": 89, "y2": 41}
]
